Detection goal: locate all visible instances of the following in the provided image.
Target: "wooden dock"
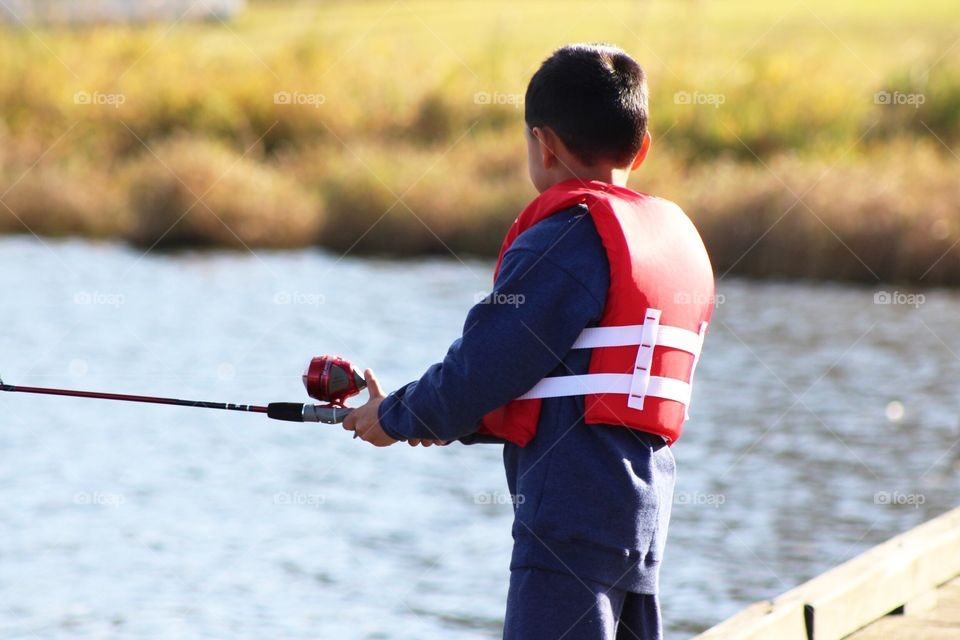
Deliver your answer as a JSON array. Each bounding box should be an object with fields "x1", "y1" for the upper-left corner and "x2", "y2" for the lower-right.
[{"x1": 692, "y1": 506, "x2": 960, "y2": 640}]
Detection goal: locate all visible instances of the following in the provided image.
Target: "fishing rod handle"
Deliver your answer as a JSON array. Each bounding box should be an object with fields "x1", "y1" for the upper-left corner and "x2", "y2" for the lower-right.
[
  {"x1": 304, "y1": 405, "x2": 354, "y2": 424},
  {"x1": 267, "y1": 403, "x2": 354, "y2": 424}
]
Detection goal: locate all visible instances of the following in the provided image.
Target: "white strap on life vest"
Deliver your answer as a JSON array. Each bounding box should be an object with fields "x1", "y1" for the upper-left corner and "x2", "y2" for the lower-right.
[{"x1": 518, "y1": 309, "x2": 708, "y2": 418}]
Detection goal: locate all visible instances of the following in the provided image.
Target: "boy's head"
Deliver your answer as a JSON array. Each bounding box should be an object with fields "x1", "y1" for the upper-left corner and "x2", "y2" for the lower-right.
[{"x1": 524, "y1": 43, "x2": 651, "y2": 192}]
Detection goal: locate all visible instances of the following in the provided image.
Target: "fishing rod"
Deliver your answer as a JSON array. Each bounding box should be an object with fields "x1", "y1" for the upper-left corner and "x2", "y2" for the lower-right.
[{"x1": 0, "y1": 355, "x2": 362, "y2": 425}]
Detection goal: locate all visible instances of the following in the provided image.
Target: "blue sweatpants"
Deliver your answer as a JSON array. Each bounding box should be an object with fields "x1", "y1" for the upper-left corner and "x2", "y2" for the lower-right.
[{"x1": 503, "y1": 567, "x2": 662, "y2": 640}]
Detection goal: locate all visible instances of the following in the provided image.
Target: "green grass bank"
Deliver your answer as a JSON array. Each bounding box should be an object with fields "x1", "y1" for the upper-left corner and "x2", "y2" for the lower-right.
[{"x1": 0, "y1": 0, "x2": 958, "y2": 283}]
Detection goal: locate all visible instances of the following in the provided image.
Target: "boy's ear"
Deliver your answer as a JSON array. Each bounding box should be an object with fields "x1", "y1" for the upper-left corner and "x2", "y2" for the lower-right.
[
  {"x1": 630, "y1": 130, "x2": 653, "y2": 171},
  {"x1": 532, "y1": 126, "x2": 559, "y2": 169}
]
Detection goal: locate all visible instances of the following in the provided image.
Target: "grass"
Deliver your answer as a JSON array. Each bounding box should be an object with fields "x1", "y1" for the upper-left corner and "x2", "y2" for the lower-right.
[{"x1": 0, "y1": 0, "x2": 958, "y2": 283}]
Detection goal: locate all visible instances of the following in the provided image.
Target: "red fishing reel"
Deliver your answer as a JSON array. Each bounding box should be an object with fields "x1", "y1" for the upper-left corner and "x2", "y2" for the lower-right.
[{"x1": 302, "y1": 355, "x2": 365, "y2": 407}]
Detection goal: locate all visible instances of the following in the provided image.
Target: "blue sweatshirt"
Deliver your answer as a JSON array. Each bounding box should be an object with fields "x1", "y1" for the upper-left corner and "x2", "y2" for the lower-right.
[{"x1": 378, "y1": 205, "x2": 676, "y2": 594}]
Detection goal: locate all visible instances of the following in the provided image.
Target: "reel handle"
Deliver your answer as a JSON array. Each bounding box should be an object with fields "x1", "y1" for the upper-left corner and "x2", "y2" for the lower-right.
[{"x1": 267, "y1": 403, "x2": 354, "y2": 424}]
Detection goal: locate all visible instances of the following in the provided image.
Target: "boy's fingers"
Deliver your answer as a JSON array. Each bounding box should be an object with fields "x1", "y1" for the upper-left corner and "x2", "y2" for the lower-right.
[
  {"x1": 364, "y1": 368, "x2": 384, "y2": 398},
  {"x1": 408, "y1": 439, "x2": 421, "y2": 447},
  {"x1": 342, "y1": 412, "x2": 356, "y2": 431}
]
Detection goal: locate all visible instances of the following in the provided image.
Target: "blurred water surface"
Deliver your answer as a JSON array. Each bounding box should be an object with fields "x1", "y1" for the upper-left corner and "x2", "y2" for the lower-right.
[{"x1": 1, "y1": 238, "x2": 958, "y2": 639}]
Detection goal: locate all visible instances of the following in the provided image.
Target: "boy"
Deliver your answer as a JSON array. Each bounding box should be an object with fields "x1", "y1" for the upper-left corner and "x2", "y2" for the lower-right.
[{"x1": 344, "y1": 43, "x2": 714, "y2": 640}]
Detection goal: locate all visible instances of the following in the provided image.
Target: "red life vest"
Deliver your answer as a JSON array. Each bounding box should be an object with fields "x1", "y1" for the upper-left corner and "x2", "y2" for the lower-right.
[{"x1": 478, "y1": 179, "x2": 714, "y2": 446}]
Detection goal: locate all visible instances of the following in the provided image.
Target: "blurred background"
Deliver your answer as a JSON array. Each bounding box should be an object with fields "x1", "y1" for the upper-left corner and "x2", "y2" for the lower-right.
[{"x1": 1, "y1": 1, "x2": 958, "y2": 638}]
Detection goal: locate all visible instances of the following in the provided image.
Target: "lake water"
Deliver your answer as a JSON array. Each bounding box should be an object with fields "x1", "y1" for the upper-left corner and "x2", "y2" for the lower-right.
[{"x1": 1, "y1": 237, "x2": 958, "y2": 639}]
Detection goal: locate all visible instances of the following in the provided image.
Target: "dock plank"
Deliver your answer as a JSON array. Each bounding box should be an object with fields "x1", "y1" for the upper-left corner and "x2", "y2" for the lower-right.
[
  {"x1": 690, "y1": 598, "x2": 806, "y2": 640},
  {"x1": 846, "y1": 576, "x2": 960, "y2": 639},
  {"x1": 692, "y1": 507, "x2": 960, "y2": 640},
  {"x1": 796, "y1": 508, "x2": 960, "y2": 639}
]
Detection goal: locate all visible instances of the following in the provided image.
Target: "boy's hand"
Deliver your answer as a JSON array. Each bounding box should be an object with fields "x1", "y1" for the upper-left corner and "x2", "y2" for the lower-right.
[
  {"x1": 342, "y1": 369, "x2": 397, "y2": 447},
  {"x1": 407, "y1": 438, "x2": 449, "y2": 447}
]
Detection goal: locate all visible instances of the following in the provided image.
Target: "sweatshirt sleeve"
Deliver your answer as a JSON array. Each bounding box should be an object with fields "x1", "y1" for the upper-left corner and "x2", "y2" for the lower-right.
[{"x1": 377, "y1": 210, "x2": 607, "y2": 442}]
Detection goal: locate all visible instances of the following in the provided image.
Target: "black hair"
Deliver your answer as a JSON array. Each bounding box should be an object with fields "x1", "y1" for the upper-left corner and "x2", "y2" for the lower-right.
[{"x1": 524, "y1": 43, "x2": 648, "y2": 167}]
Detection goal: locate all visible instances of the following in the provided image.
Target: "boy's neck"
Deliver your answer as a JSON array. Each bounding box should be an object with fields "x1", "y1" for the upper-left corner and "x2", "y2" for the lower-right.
[{"x1": 549, "y1": 166, "x2": 631, "y2": 188}]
